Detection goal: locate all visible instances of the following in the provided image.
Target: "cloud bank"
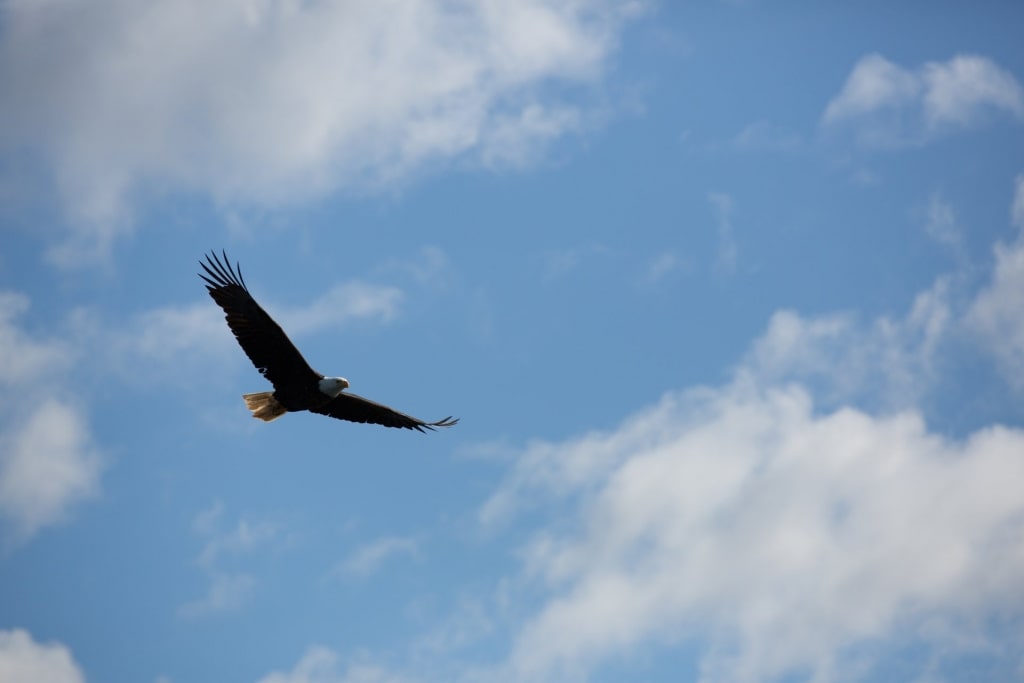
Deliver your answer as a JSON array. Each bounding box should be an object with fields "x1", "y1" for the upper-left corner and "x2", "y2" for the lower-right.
[
  {"x1": 494, "y1": 382, "x2": 1024, "y2": 683},
  {"x1": 0, "y1": 0, "x2": 640, "y2": 263}
]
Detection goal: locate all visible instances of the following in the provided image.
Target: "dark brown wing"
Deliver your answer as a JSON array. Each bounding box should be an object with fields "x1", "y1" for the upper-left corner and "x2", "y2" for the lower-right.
[
  {"x1": 310, "y1": 392, "x2": 459, "y2": 432},
  {"x1": 199, "y1": 250, "x2": 321, "y2": 390}
]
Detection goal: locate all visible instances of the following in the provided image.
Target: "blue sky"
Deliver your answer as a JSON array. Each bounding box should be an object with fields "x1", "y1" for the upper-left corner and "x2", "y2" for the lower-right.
[{"x1": 1, "y1": 2, "x2": 1024, "y2": 682}]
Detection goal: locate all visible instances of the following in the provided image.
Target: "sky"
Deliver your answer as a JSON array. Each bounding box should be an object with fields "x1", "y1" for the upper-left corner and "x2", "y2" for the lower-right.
[{"x1": 1, "y1": 1, "x2": 1023, "y2": 682}]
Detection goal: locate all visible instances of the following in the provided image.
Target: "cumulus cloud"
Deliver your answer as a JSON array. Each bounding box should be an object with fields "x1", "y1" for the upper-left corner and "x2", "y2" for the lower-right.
[
  {"x1": 0, "y1": 629, "x2": 85, "y2": 683},
  {"x1": 923, "y1": 54, "x2": 1024, "y2": 127},
  {"x1": 494, "y1": 381, "x2": 1024, "y2": 683},
  {"x1": 0, "y1": 0, "x2": 639, "y2": 263},
  {"x1": 822, "y1": 54, "x2": 923, "y2": 124},
  {"x1": 0, "y1": 293, "x2": 101, "y2": 544},
  {"x1": 822, "y1": 53, "x2": 1024, "y2": 145},
  {"x1": 743, "y1": 278, "x2": 951, "y2": 410},
  {"x1": 0, "y1": 400, "x2": 102, "y2": 543}
]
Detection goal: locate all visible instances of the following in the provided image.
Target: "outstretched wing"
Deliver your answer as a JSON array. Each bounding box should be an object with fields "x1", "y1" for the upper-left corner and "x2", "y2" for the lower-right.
[
  {"x1": 310, "y1": 392, "x2": 459, "y2": 432},
  {"x1": 199, "y1": 250, "x2": 320, "y2": 390}
]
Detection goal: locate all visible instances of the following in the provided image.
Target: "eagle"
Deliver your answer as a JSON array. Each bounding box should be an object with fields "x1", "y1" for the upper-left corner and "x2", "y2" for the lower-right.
[{"x1": 199, "y1": 251, "x2": 458, "y2": 432}]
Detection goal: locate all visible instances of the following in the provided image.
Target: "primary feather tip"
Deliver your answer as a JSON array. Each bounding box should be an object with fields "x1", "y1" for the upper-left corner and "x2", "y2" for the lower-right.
[{"x1": 425, "y1": 416, "x2": 459, "y2": 430}]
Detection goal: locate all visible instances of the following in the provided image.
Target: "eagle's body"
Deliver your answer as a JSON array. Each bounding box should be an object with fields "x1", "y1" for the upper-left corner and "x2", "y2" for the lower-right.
[{"x1": 199, "y1": 251, "x2": 458, "y2": 432}]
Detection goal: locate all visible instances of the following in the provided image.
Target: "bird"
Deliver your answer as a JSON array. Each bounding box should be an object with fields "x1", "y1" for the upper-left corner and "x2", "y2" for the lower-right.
[{"x1": 199, "y1": 250, "x2": 458, "y2": 432}]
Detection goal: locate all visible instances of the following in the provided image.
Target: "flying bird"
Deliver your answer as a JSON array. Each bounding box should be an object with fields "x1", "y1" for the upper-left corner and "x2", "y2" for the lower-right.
[{"x1": 199, "y1": 251, "x2": 458, "y2": 432}]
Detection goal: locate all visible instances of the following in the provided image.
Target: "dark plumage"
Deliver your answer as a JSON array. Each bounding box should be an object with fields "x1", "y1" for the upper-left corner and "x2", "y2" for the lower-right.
[{"x1": 199, "y1": 250, "x2": 458, "y2": 432}]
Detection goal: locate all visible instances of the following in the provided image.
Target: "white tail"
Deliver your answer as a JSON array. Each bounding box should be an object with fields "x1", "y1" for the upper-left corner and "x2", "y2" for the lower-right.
[{"x1": 243, "y1": 392, "x2": 288, "y2": 422}]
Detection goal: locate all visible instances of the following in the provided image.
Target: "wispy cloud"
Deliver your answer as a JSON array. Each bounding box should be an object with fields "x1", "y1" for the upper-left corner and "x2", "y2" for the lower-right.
[
  {"x1": 539, "y1": 243, "x2": 611, "y2": 280},
  {"x1": 923, "y1": 192, "x2": 961, "y2": 249},
  {"x1": 642, "y1": 251, "x2": 683, "y2": 284},
  {"x1": 0, "y1": 0, "x2": 640, "y2": 264},
  {"x1": 178, "y1": 573, "x2": 257, "y2": 621},
  {"x1": 279, "y1": 282, "x2": 403, "y2": 337},
  {"x1": 179, "y1": 501, "x2": 279, "y2": 619},
  {"x1": 193, "y1": 501, "x2": 280, "y2": 571},
  {"x1": 822, "y1": 53, "x2": 1024, "y2": 146},
  {"x1": 97, "y1": 277, "x2": 403, "y2": 387},
  {"x1": 337, "y1": 536, "x2": 420, "y2": 579},
  {"x1": 732, "y1": 121, "x2": 802, "y2": 151},
  {"x1": 378, "y1": 246, "x2": 452, "y2": 288},
  {"x1": 254, "y1": 646, "x2": 410, "y2": 683},
  {"x1": 0, "y1": 629, "x2": 84, "y2": 683},
  {"x1": 709, "y1": 192, "x2": 738, "y2": 275},
  {"x1": 0, "y1": 293, "x2": 102, "y2": 545},
  {"x1": 966, "y1": 174, "x2": 1024, "y2": 387}
]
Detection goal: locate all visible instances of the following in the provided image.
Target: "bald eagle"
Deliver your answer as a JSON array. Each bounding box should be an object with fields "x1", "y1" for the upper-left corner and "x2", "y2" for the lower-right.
[{"x1": 199, "y1": 251, "x2": 458, "y2": 432}]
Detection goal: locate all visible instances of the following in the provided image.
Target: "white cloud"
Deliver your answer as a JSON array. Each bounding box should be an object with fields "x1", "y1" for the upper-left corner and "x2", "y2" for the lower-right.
[
  {"x1": 0, "y1": 293, "x2": 73, "y2": 385},
  {"x1": 0, "y1": 400, "x2": 102, "y2": 543},
  {"x1": 822, "y1": 53, "x2": 1024, "y2": 145},
  {"x1": 743, "y1": 277, "x2": 951, "y2": 410},
  {"x1": 923, "y1": 54, "x2": 1024, "y2": 128},
  {"x1": 822, "y1": 53, "x2": 922, "y2": 125},
  {"x1": 256, "y1": 647, "x2": 408, "y2": 683},
  {"x1": 0, "y1": 292, "x2": 102, "y2": 544},
  {"x1": 0, "y1": 629, "x2": 85, "y2": 683},
  {"x1": 966, "y1": 175, "x2": 1024, "y2": 386},
  {"x1": 486, "y1": 376, "x2": 1024, "y2": 682},
  {"x1": 123, "y1": 302, "x2": 232, "y2": 365},
  {"x1": 0, "y1": 0, "x2": 639, "y2": 263},
  {"x1": 337, "y1": 536, "x2": 420, "y2": 579}
]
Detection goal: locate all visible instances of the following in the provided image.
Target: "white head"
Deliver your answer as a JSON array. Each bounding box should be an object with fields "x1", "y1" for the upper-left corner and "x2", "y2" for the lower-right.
[{"x1": 318, "y1": 376, "x2": 350, "y2": 397}]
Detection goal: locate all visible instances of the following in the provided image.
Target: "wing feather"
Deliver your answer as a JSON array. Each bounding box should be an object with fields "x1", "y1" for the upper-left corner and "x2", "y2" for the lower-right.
[
  {"x1": 310, "y1": 392, "x2": 459, "y2": 432},
  {"x1": 199, "y1": 250, "x2": 320, "y2": 389}
]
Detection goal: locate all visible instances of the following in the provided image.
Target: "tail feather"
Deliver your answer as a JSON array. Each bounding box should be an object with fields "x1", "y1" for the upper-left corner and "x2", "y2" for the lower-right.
[{"x1": 243, "y1": 392, "x2": 287, "y2": 422}]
